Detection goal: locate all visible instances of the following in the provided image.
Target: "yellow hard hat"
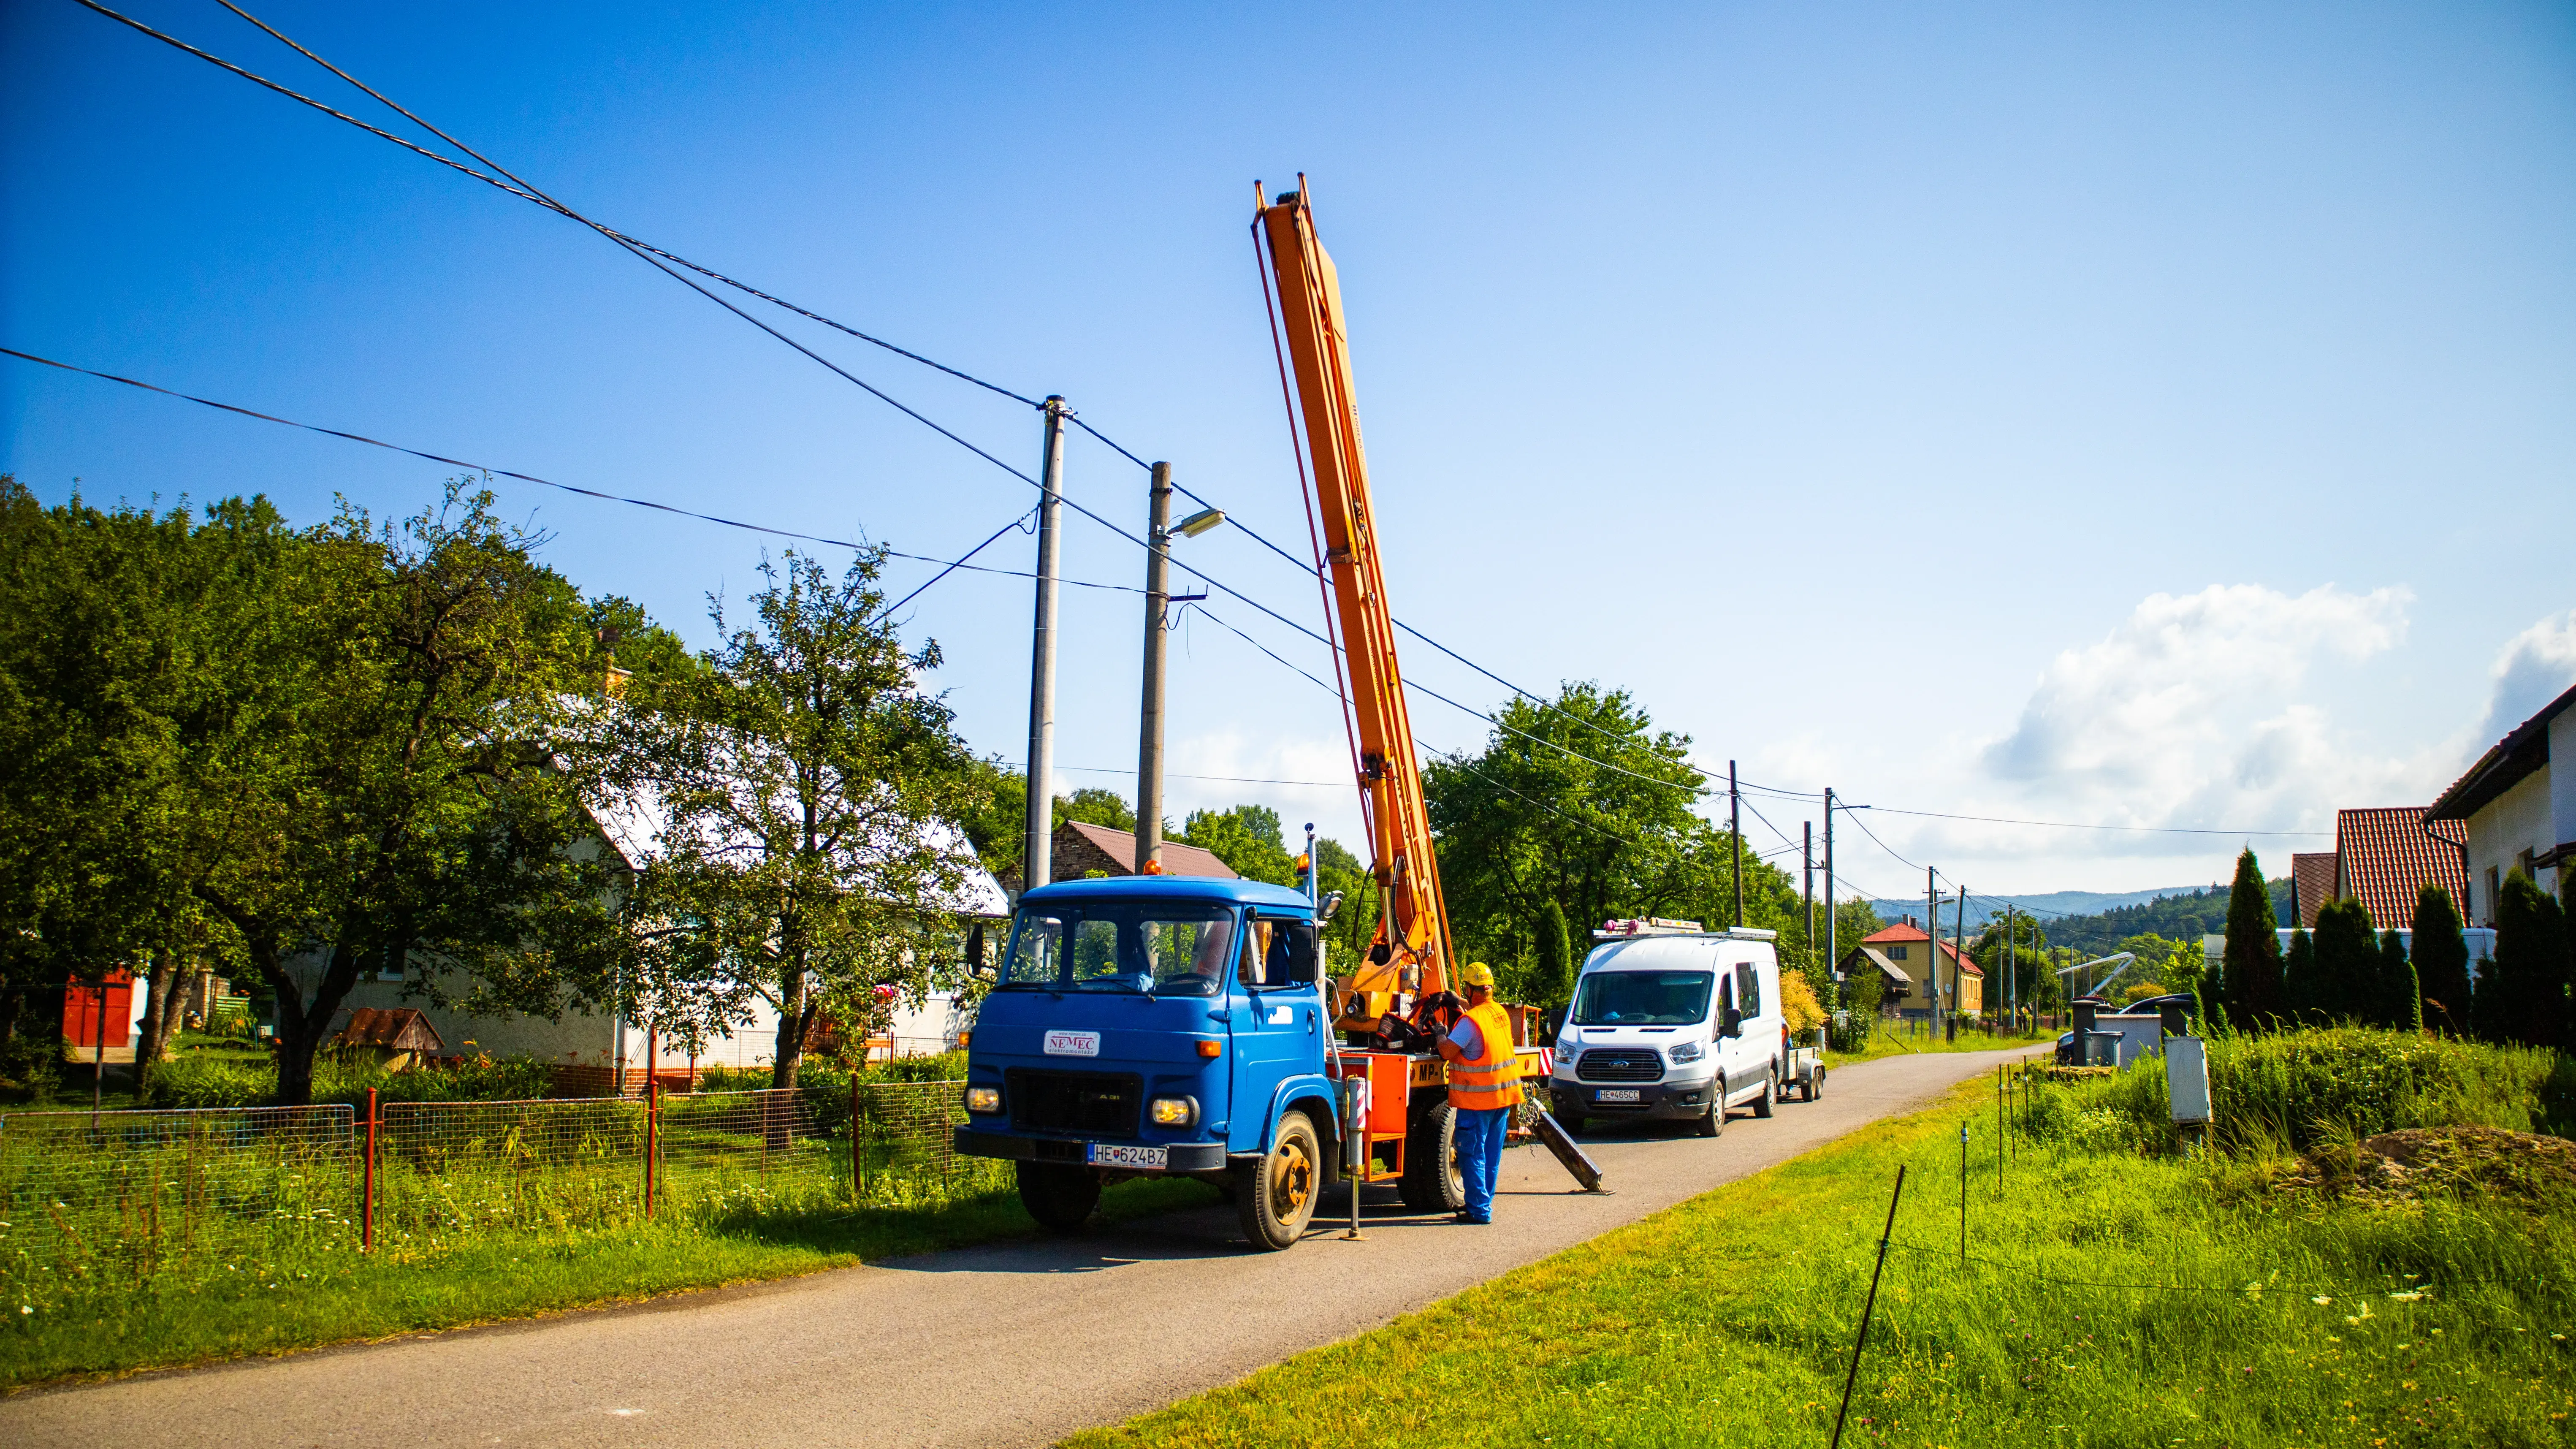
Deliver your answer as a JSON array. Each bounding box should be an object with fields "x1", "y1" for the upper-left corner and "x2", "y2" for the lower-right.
[{"x1": 1459, "y1": 961, "x2": 1496, "y2": 988}]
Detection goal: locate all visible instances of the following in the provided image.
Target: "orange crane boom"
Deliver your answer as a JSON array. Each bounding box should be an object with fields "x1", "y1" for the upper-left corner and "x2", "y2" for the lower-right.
[{"x1": 1255, "y1": 179, "x2": 1457, "y2": 1028}]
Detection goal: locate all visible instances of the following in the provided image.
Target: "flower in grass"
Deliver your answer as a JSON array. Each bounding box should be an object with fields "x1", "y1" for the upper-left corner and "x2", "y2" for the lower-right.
[
  {"x1": 2313, "y1": 1297, "x2": 2333, "y2": 1306},
  {"x1": 2388, "y1": 1292, "x2": 2424, "y2": 1302}
]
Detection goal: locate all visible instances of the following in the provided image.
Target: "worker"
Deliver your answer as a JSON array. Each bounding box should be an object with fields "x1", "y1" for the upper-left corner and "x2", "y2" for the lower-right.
[{"x1": 1435, "y1": 961, "x2": 1524, "y2": 1225}]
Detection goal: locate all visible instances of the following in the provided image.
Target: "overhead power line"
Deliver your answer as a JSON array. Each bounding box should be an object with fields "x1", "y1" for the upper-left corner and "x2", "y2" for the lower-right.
[{"x1": 0, "y1": 346, "x2": 1128, "y2": 606}]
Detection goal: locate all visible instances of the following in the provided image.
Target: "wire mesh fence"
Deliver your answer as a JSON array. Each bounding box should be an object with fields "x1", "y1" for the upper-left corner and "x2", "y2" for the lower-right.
[
  {"x1": 0, "y1": 1105, "x2": 359, "y2": 1287},
  {"x1": 0, "y1": 1080, "x2": 997, "y2": 1292}
]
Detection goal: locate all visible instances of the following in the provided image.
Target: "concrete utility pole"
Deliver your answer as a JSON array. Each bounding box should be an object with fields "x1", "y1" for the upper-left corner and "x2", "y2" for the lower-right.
[
  {"x1": 1803, "y1": 820, "x2": 1814, "y2": 951},
  {"x1": 1730, "y1": 760, "x2": 1743, "y2": 928},
  {"x1": 1822, "y1": 790, "x2": 1837, "y2": 986},
  {"x1": 2005, "y1": 904, "x2": 2017, "y2": 1029},
  {"x1": 1021, "y1": 396, "x2": 1069, "y2": 895},
  {"x1": 1135, "y1": 461, "x2": 1174, "y2": 873},
  {"x1": 1951, "y1": 886, "x2": 1969, "y2": 1034},
  {"x1": 1925, "y1": 868, "x2": 1941, "y2": 1032}
]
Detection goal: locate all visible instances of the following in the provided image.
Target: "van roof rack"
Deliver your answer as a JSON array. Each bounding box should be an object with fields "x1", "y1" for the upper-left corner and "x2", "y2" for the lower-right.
[{"x1": 1594, "y1": 918, "x2": 1779, "y2": 942}]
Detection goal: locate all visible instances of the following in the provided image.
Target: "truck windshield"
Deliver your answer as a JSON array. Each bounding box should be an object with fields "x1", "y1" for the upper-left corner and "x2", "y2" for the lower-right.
[
  {"x1": 1570, "y1": 970, "x2": 1714, "y2": 1026},
  {"x1": 996, "y1": 903, "x2": 1239, "y2": 995}
]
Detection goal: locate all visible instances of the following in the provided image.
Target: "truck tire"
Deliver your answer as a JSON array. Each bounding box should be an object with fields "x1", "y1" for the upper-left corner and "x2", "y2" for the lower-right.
[
  {"x1": 1752, "y1": 1068, "x2": 1776, "y2": 1119},
  {"x1": 1695, "y1": 1075, "x2": 1724, "y2": 1138},
  {"x1": 1809, "y1": 1066, "x2": 1825, "y2": 1101},
  {"x1": 1397, "y1": 1099, "x2": 1467, "y2": 1213},
  {"x1": 1234, "y1": 1110, "x2": 1322, "y2": 1251},
  {"x1": 1015, "y1": 1161, "x2": 1100, "y2": 1233}
]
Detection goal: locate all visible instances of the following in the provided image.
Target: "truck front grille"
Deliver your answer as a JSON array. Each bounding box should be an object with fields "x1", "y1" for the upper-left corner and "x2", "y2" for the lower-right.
[
  {"x1": 1005, "y1": 1069, "x2": 1143, "y2": 1137},
  {"x1": 1574, "y1": 1050, "x2": 1663, "y2": 1083}
]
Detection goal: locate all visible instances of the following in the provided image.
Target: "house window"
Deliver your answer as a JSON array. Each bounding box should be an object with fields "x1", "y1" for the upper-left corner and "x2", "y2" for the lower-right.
[
  {"x1": 2485, "y1": 866, "x2": 2500, "y2": 923},
  {"x1": 1887, "y1": 945, "x2": 1908, "y2": 961}
]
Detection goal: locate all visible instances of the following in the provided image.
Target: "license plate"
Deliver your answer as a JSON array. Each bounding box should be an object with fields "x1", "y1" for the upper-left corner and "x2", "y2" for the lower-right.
[
  {"x1": 1595, "y1": 1088, "x2": 1641, "y2": 1103},
  {"x1": 1086, "y1": 1142, "x2": 1167, "y2": 1170},
  {"x1": 1043, "y1": 1029, "x2": 1101, "y2": 1057}
]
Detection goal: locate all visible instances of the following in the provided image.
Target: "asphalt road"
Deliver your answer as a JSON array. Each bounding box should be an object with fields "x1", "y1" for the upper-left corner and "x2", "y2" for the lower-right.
[{"x1": 3, "y1": 1044, "x2": 2042, "y2": 1448}]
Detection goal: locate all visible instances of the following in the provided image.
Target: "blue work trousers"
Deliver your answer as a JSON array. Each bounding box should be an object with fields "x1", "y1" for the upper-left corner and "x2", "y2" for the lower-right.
[{"x1": 1454, "y1": 1105, "x2": 1510, "y2": 1223}]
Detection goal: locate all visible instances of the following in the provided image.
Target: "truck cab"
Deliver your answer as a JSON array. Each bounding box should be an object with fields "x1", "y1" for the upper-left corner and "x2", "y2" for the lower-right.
[
  {"x1": 953, "y1": 875, "x2": 1346, "y2": 1249},
  {"x1": 1546, "y1": 924, "x2": 1787, "y2": 1137}
]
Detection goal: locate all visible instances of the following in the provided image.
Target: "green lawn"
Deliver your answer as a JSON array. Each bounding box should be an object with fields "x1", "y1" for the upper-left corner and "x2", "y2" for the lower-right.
[
  {"x1": 1823, "y1": 1022, "x2": 2052, "y2": 1068},
  {"x1": 1068, "y1": 1058, "x2": 2573, "y2": 1449},
  {"x1": 2, "y1": 1171, "x2": 1218, "y2": 1390}
]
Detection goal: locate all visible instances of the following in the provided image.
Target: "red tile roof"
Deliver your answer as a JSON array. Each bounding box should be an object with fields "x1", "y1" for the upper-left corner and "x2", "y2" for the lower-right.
[
  {"x1": 2427, "y1": 681, "x2": 2576, "y2": 824},
  {"x1": 2334, "y1": 808, "x2": 2468, "y2": 932},
  {"x1": 1862, "y1": 923, "x2": 1931, "y2": 944},
  {"x1": 1060, "y1": 820, "x2": 1239, "y2": 880},
  {"x1": 2290, "y1": 852, "x2": 2338, "y2": 928},
  {"x1": 1936, "y1": 939, "x2": 1984, "y2": 978}
]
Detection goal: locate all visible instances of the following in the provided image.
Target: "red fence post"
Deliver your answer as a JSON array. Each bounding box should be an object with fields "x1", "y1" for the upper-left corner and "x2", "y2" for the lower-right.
[
  {"x1": 362, "y1": 1086, "x2": 378, "y2": 1253},
  {"x1": 849, "y1": 1075, "x2": 863, "y2": 1201}
]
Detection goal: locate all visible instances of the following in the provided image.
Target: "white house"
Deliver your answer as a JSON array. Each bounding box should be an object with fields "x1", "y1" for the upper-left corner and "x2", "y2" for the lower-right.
[{"x1": 2427, "y1": 681, "x2": 2575, "y2": 925}]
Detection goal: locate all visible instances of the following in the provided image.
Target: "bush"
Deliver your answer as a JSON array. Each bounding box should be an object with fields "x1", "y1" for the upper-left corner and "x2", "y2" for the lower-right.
[
  {"x1": 2054, "y1": 1026, "x2": 2560, "y2": 1156},
  {"x1": 141, "y1": 1053, "x2": 559, "y2": 1109}
]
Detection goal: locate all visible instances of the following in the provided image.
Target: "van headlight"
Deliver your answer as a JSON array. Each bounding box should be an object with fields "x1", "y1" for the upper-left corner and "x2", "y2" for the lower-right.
[
  {"x1": 965, "y1": 1085, "x2": 1002, "y2": 1114},
  {"x1": 1668, "y1": 1041, "x2": 1704, "y2": 1064},
  {"x1": 1150, "y1": 1096, "x2": 1199, "y2": 1127}
]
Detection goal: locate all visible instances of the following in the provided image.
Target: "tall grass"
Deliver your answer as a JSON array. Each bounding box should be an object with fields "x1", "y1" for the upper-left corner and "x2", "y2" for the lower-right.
[{"x1": 141, "y1": 1053, "x2": 559, "y2": 1110}]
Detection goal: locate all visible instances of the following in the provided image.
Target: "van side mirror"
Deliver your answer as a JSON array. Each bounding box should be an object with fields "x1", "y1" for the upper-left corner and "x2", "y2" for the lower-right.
[{"x1": 1722, "y1": 1006, "x2": 1744, "y2": 1038}]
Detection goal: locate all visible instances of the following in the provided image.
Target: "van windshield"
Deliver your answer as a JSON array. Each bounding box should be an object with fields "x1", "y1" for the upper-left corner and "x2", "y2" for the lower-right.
[{"x1": 1570, "y1": 971, "x2": 1714, "y2": 1026}]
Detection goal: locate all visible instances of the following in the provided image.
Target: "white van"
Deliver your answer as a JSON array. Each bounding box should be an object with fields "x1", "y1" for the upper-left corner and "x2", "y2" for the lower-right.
[{"x1": 1545, "y1": 921, "x2": 1787, "y2": 1137}]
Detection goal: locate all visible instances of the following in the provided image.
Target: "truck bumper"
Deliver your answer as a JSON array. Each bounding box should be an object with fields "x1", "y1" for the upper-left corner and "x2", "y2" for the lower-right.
[
  {"x1": 952, "y1": 1129, "x2": 1228, "y2": 1174},
  {"x1": 1547, "y1": 1077, "x2": 1717, "y2": 1121}
]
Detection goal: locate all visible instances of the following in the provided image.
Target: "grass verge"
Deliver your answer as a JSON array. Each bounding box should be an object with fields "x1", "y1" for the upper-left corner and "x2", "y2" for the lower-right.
[
  {"x1": 1069, "y1": 1044, "x2": 2572, "y2": 1449},
  {"x1": 1824, "y1": 1026, "x2": 2050, "y2": 1068},
  {"x1": 2, "y1": 1174, "x2": 1216, "y2": 1391}
]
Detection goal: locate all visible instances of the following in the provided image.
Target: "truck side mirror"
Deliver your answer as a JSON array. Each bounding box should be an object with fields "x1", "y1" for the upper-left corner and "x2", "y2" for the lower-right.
[
  {"x1": 1281, "y1": 923, "x2": 1320, "y2": 985},
  {"x1": 1721, "y1": 1006, "x2": 1744, "y2": 1038}
]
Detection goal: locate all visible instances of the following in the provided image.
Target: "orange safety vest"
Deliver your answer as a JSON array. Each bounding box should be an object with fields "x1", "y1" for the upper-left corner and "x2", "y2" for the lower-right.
[{"x1": 1446, "y1": 1000, "x2": 1525, "y2": 1111}]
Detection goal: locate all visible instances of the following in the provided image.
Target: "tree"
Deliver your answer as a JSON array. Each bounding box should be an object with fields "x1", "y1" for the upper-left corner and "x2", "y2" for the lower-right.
[
  {"x1": 1180, "y1": 804, "x2": 1297, "y2": 885},
  {"x1": 2222, "y1": 849, "x2": 2284, "y2": 1031},
  {"x1": 1060, "y1": 787, "x2": 1136, "y2": 833},
  {"x1": 1530, "y1": 900, "x2": 1575, "y2": 1012},
  {"x1": 2375, "y1": 930, "x2": 2423, "y2": 1032},
  {"x1": 2280, "y1": 927, "x2": 2321, "y2": 1023},
  {"x1": 2411, "y1": 885, "x2": 2471, "y2": 1035},
  {"x1": 2310, "y1": 897, "x2": 2379, "y2": 1026},
  {"x1": 604, "y1": 550, "x2": 986, "y2": 1090},
  {"x1": 1310, "y1": 835, "x2": 1375, "y2": 969},
  {"x1": 2478, "y1": 870, "x2": 2570, "y2": 1050}
]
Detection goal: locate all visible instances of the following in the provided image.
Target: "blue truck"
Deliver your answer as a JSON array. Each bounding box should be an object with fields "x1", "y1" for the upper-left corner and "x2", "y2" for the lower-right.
[{"x1": 953, "y1": 874, "x2": 1489, "y2": 1250}]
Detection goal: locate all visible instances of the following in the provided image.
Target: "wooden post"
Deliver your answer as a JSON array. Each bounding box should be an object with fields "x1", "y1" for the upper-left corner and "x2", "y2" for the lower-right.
[
  {"x1": 849, "y1": 1074, "x2": 864, "y2": 1200},
  {"x1": 362, "y1": 1087, "x2": 378, "y2": 1253}
]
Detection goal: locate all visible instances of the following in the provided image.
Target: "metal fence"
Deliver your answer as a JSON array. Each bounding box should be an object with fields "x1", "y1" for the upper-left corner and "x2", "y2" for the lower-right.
[{"x1": 0, "y1": 1081, "x2": 992, "y2": 1290}]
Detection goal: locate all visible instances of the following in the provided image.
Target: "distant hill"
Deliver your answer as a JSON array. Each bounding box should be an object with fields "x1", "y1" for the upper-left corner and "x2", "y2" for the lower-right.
[{"x1": 1866, "y1": 879, "x2": 2298, "y2": 956}]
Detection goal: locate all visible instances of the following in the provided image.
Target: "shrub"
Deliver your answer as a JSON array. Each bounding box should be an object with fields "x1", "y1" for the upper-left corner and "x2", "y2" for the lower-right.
[
  {"x1": 141, "y1": 1053, "x2": 559, "y2": 1109},
  {"x1": 2058, "y1": 1026, "x2": 2558, "y2": 1156}
]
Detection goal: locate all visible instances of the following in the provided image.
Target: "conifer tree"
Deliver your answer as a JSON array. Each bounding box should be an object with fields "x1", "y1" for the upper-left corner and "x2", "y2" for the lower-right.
[
  {"x1": 1532, "y1": 900, "x2": 1576, "y2": 1013},
  {"x1": 2374, "y1": 930, "x2": 2418, "y2": 1030},
  {"x1": 2480, "y1": 871, "x2": 2571, "y2": 1050},
  {"x1": 2410, "y1": 885, "x2": 2470, "y2": 1035},
  {"x1": 2222, "y1": 849, "x2": 2283, "y2": 1030},
  {"x1": 2309, "y1": 897, "x2": 2375, "y2": 1025},
  {"x1": 2280, "y1": 927, "x2": 2320, "y2": 1024}
]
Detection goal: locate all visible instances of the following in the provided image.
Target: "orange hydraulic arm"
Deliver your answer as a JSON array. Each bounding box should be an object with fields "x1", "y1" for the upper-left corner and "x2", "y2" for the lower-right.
[{"x1": 1255, "y1": 179, "x2": 1457, "y2": 1028}]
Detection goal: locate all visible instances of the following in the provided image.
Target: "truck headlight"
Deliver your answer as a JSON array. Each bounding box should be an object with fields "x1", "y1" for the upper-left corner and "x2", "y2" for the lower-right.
[
  {"x1": 1668, "y1": 1041, "x2": 1704, "y2": 1064},
  {"x1": 1149, "y1": 1096, "x2": 1199, "y2": 1127},
  {"x1": 965, "y1": 1085, "x2": 1001, "y2": 1114}
]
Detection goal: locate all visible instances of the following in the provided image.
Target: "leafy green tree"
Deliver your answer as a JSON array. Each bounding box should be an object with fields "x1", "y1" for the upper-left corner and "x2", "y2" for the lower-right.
[
  {"x1": 602, "y1": 550, "x2": 986, "y2": 1090},
  {"x1": 2222, "y1": 848, "x2": 2284, "y2": 1031},
  {"x1": 1311, "y1": 835, "x2": 1375, "y2": 969},
  {"x1": 2478, "y1": 870, "x2": 2570, "y2": 1050},
  {"x1": 2280, "y1": 927, "x2": 2321, "y2": 1023},
  {"x1": 1060, "y1": 787, "x2": 1136, "y2": 833},
  {"x1": 1531, "y1": 900, "x2": 1575, "y2": 1012},
  {"x1": 2411, "y1": 885, "x2": 2471, "y2": 1035},
  {"x1": 1180, "y1": 804, "x2": 1297, "y2": 885}
]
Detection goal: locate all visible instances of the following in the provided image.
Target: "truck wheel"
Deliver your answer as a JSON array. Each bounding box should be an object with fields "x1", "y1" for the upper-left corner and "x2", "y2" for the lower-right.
[
  {"x1": 1695, "y1": 1076, "x2": 1725, "y2": 1138},
  {"x1": 1752, "y1": 1068, "x2": 1776, "y2": 1119},
  {"x1": 1809, "y1": 1067, "x2": 1825, "y2": 1101},
  {"x1": 1015, "y1": 1161, "x2": 1100, "y2": 1233},
  {"x1": 1397, "y1": 1100, "x2": 1467, "y2": 1213},
  {"x1": 1234, "y1": 1111, "x2": 1322, "y2": 1251}
]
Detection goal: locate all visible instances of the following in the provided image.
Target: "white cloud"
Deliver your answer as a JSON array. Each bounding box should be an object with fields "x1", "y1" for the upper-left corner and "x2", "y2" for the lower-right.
[
  {"x1": 2471, "y1": 608, "x2": 2576, "y2": 747},
  {"x1": 1975, "y1": 583, "x2": 2419, "y2": 836}
]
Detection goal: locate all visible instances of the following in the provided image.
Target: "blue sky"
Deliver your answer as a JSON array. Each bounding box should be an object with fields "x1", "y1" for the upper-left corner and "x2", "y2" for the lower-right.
[{"x1": 6, "y1": 1, "x2": 2573, "y2": 900}]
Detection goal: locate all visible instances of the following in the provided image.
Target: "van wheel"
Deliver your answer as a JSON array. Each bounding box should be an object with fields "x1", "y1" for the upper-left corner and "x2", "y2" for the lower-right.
[
  {"x1": 1695, "y1": 1077, "x2": 1725, "y2": 1137},
  {"x1": 1235, "y1": 1111, "x2": 1322, "y2": 1251},
  {"x1": 1752, "y1": 1069, "x2": 1777, "y2": 1119},
  {"x1": 1015, "y1": 1161, "x2": 1100, "y2": 1233},
  {"x1": 1398, "y1": 1100, "x2": 1467, "y2": 1213}
]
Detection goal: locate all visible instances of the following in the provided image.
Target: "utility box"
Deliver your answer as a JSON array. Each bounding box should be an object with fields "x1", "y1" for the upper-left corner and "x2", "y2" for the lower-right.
[{"x1": 2165, "y1": 1036, "x2": 2211, "y2": 1125}]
